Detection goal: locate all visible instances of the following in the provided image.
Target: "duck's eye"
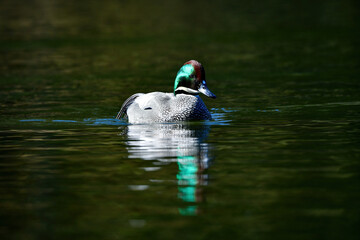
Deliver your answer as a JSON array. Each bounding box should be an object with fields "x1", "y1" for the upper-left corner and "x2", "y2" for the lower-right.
[{"x1": 189, "y1": 74, "x2": 195, "y2": 79}]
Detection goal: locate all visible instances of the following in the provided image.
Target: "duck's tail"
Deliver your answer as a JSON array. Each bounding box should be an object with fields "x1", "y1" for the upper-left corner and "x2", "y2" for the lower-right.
[{"x1": 116, "y1": 93, "x2": 143, "y2": 119}]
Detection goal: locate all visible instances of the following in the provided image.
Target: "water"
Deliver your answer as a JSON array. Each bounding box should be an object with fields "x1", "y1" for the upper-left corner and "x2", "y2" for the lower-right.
[{"x1": 1, "y1": 0, "x2": 360, "y2": 239}]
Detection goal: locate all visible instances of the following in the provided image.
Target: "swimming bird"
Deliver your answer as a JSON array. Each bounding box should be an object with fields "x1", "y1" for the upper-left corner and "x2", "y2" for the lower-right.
[{"x1": 116, "y1": 60, "x2": 216, "y2": 124}]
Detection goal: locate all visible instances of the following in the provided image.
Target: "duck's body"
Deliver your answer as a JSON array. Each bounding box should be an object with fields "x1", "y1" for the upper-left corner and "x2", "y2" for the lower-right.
[
  {"x1": 125, "y1": 92, "x2": 211, "y2": 124},
  {"x1": 116, "y1": 60, "x2": 216, "y2": 124}
]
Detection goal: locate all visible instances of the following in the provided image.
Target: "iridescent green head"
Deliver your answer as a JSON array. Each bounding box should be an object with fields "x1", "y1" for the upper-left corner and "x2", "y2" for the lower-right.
[{"x1": 174, "y1": 60, "x2": 216, "y2": 99}]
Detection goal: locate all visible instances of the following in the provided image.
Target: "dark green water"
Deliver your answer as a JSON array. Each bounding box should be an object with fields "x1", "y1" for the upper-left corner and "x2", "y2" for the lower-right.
[{"x1": 1, "y1": 0, "x2": 360, "y2": 239}]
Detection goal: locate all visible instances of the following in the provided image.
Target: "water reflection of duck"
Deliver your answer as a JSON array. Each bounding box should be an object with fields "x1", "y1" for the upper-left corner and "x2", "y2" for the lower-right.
[
  {"x1": 123, "y1": 123, "x2": 213, "y2": 216},
  {"x1": 116, "y1": 60, "x2": 216, "y2": 124}
]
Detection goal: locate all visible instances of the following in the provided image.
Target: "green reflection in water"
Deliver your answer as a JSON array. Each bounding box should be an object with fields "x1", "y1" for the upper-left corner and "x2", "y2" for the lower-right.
[{"x1": 177, "y1": 156, "x2": 199, "y2": 215}]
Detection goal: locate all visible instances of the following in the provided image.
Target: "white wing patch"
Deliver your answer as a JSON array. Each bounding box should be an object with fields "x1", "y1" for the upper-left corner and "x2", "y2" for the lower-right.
[{"x1": 135, "y1": 94, "x2": 154, "y2": 110}]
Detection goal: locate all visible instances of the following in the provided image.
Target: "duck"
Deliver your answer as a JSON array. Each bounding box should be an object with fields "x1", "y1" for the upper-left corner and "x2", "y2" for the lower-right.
[{"x1": 116, "y1": 60, "x2": 216, "y2": 124}]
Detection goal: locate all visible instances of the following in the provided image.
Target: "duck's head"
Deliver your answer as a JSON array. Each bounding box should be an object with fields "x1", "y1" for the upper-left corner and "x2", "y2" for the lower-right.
[{"x1": 174, "y1": 60, "x2": 216, "y2": 99}]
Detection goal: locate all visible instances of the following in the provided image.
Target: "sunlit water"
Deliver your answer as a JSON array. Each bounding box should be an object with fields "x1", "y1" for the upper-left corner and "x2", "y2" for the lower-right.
[{"x1": 1, "y1": 0, "x2": 360, "y2": 239}]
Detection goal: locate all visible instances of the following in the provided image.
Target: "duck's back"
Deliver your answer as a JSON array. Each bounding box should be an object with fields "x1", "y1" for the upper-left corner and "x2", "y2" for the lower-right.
[{"x1": 126, "y1": 92, "x2": 212, "y2": 124}]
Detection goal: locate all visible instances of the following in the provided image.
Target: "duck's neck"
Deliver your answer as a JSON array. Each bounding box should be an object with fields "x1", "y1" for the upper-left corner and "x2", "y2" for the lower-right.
[{"x1": 174, "y1": 87, "x2": 199, "y2": 96}]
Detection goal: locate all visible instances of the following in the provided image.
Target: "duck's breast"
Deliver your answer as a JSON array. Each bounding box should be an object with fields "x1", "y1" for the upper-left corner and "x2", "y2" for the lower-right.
[{"x1": 168, "y1": 94, "x2": 212, "y2": 121}]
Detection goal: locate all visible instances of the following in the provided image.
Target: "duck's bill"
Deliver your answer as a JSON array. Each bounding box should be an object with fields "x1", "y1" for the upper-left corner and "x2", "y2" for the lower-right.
[{"x1": 199, "y1": 81, "x2": 216, "y2": 99}]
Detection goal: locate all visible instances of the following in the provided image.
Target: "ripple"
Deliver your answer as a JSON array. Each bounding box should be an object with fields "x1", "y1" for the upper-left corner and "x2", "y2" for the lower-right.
[
  {"x1": 52, "y1": 120, "x2": 78, "y2": 123},
  {"x1": 19, "y1": 119, "x2": 46, "y2": 122},
  {"x1": 82, "y1": 118, "x2": 126, "y2": 126}
]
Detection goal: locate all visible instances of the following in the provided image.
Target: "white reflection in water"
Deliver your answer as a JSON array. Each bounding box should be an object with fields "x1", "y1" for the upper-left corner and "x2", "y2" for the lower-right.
[{"x1": 123, "y1": 123, "x2": 213, "y2": 216}]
